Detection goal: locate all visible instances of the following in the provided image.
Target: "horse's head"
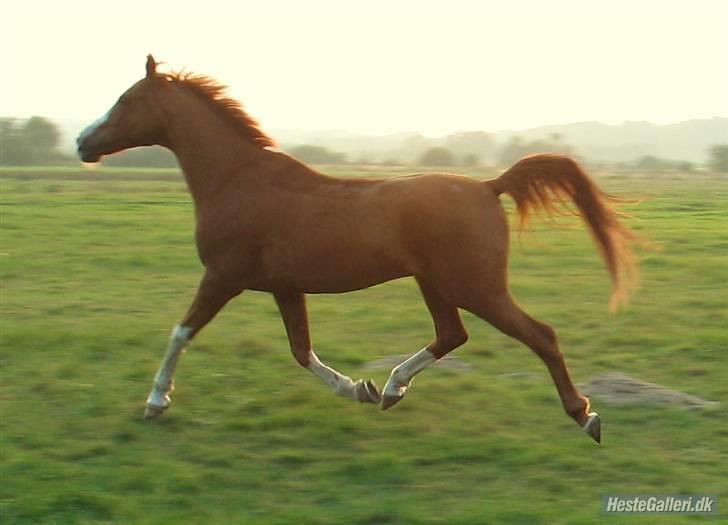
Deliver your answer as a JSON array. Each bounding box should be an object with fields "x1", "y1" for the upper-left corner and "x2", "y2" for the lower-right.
[{"x1": 77, "y1": 55, "x2": 169, "y2": 163}]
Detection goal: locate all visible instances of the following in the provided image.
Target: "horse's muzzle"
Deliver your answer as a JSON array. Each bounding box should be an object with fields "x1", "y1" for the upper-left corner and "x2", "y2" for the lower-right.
[
  {"x1": 76, "y1": 136, "x2": 101, "y2": 163},
  {"x1": 78, "y1": 148, "x2": 101, "y2": 163}
]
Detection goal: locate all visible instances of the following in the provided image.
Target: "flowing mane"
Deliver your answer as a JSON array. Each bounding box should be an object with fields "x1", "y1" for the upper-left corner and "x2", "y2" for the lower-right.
[{"x1": 165, "y1": 71, "x2": 276, "y2": 149}]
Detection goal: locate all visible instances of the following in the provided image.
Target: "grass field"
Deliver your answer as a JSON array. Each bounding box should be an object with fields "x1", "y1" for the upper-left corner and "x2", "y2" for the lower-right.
[{"x1": 1, "y1": 166, "x2": 726, "y2": 524}]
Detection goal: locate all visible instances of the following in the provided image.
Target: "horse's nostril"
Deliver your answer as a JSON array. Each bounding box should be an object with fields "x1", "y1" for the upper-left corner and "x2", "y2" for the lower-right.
[{"x1": 79, "y1": 149, "x2": 101, "y2": 163}]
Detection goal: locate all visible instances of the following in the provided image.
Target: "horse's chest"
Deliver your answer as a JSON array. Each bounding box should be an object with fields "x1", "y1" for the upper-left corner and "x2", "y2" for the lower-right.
[{"x1": 194, "y1": 220, "x2": 260, "y2": 272}]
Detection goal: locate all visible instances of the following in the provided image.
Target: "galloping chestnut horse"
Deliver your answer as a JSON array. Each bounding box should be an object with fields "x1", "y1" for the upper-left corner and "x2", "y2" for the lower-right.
[{"x1": 78, "y1": 56, "x2": 639, "y2": 443}]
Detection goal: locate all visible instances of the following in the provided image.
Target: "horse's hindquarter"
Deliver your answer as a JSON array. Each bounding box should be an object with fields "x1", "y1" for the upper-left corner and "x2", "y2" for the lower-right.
[{"x1": 394, "y1": 174, "x2": 509, "y2": 274}]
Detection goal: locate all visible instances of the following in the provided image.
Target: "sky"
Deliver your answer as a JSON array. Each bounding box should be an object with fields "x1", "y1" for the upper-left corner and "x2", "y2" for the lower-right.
[{"x1": 3, "y1": 0, "x2": 727, "y2": 136}]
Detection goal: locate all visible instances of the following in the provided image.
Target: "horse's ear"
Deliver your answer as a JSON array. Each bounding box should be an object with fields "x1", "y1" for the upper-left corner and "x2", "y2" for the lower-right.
[{"x1": 145, "y1": 54, "x2": 157, "y2": 77}]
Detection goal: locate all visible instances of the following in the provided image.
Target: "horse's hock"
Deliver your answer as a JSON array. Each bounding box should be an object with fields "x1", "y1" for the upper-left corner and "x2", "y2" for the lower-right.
[{"x1": 579, "y1": 372, "x2": 718, "y2": 409}]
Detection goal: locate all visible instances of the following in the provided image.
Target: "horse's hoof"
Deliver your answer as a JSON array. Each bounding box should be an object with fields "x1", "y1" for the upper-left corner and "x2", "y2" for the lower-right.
[
  {"x1": 381, "y1": 394, "x2": 404, "y2": 411},
  {"x1": 144, "y1": 403, "x2": 168, "y2": 419},
  {"x1": 583, "y1": 411, "x2": 601, "y2": 444},
  {"x1": 357, "y1": 379, "x2": 381, "y2": 404}
]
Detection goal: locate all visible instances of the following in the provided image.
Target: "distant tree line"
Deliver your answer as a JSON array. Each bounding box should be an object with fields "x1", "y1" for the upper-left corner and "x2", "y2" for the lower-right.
[
  {"x1": 288, "y1": 145, "x2": 346, "y2": 165},
  {"x1": 1, "y1": 117, "x2": 63, "y2": 165},
  {"x1": 3, "y1": 115, "x2": 727, "y2": 173},
  {"x1": 496, "y1": 134, "x2": 574, "y2": 166},
  {"x1": 619, "y1": 156, "x2": 694, "y2": 172},
  {"x1": 611, "y1": 145, "x2": 728, "y2": 173},
  {"x1": 284, "y1": 139, "x2": 728, "y2": 171},
  {"x1": 708, "y1": 145, "x2": 728, "y2": 173},
  {"x1": 0, "y1": 116, "x2": 178, "y2": 168}
]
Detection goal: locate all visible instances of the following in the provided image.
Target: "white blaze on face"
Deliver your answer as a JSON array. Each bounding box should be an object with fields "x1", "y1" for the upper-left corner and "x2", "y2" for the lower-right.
[{"x1": 78, "y1": 107, "x2": 114, "y2": 144}]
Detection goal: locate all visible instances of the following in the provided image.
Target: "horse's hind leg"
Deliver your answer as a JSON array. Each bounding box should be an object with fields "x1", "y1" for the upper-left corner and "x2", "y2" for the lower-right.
[
  {"x1": 274, "y1": 291, "x2": 380, "y2": 404},
  {"x1": 145, "y1": 271, "x2": 243, "y2": 418},
  {"x1": 464, "y1": 292, "x2": 601, "y2": 443},
  {"x1": 381, "y1": 279, "x2": 469, "y2": 410}
]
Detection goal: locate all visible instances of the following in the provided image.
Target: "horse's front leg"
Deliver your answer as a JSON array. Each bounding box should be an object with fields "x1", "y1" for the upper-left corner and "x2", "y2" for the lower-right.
[
  {"x1": 144, "y1": 272, "x2": 243, "y2": 418},
  {"x1": 274, "y1": 291, "x2": 380, "y2": 404}
]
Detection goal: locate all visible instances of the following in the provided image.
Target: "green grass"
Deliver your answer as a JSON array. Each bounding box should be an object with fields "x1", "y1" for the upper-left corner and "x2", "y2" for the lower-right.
[{"x1": 1, "y1": 168, "x2": 726, "y2": 524}]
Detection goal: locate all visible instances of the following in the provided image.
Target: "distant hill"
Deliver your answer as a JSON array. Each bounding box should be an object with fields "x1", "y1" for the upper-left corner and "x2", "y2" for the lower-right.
[
  {"x1": 272, "y1": 118, "x2": 727, "y2": 165},
  {"x1": 56, "y1": 117, "x2": 727, "y2": 165},
  {"x1": 494, "y1": 118, "x2": 728, "y2": 163}
]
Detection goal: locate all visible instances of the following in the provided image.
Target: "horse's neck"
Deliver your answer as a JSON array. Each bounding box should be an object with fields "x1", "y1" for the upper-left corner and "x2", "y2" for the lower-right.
[{"x1": 162, "y1": 91, "x2": 268, "y2": 207}]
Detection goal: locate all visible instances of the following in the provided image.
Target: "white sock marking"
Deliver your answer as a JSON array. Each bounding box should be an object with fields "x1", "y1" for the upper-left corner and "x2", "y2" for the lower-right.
[
  {"x1": 383, "y1": 347, "x2": 437, "y2": 398},
  {"x1": 146, "y1": 325, "x2": 192, "y2": 408},
  {"x1": 307, "y1": 351, "x2": 359, "y2": 400}
]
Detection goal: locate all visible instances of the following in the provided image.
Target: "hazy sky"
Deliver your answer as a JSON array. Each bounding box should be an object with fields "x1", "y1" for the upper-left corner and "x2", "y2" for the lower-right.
[{"x1": 4, "y1": 0, "x2": 727, "y2": 136}]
